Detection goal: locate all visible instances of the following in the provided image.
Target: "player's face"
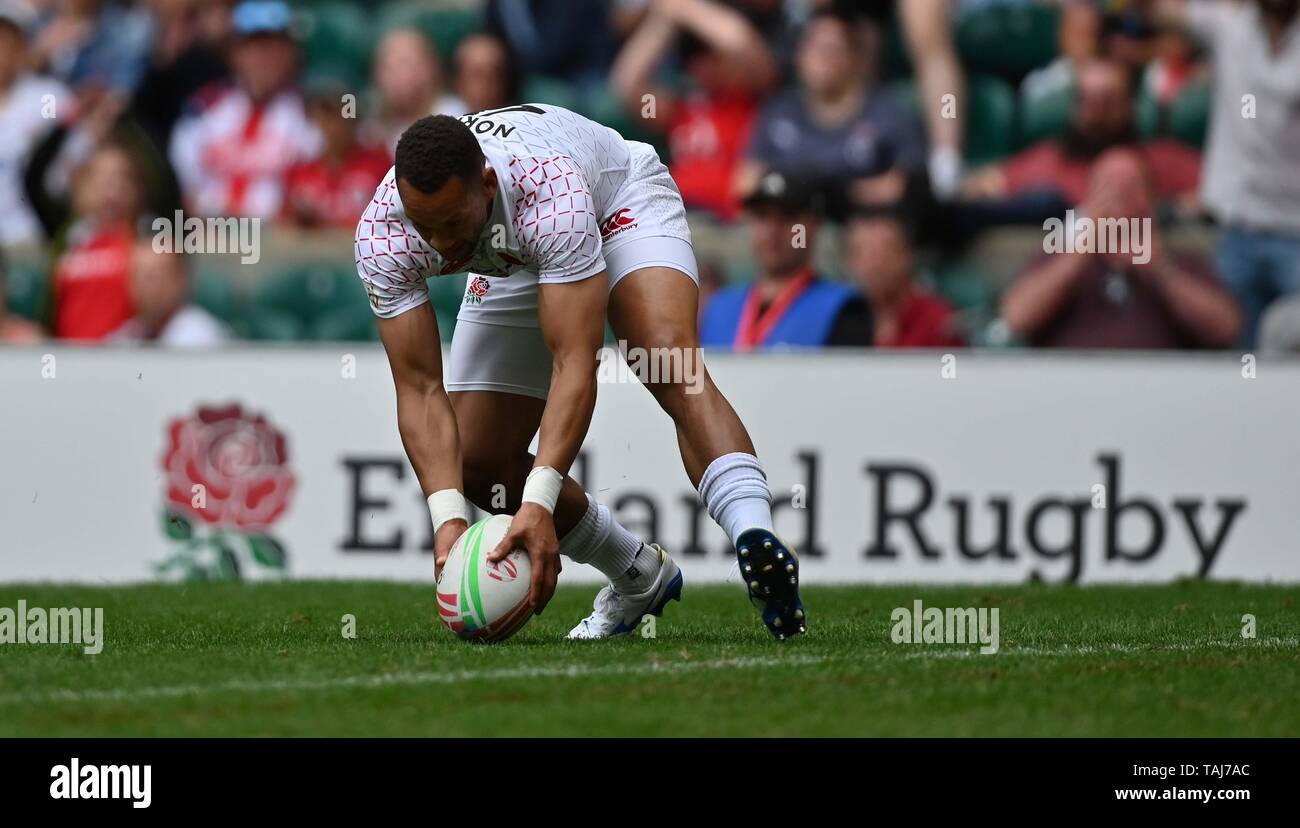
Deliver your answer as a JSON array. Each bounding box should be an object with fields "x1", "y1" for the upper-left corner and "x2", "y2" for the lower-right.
[{"x1": 398, "y1": 168, "x2": 497, "y2": 264}]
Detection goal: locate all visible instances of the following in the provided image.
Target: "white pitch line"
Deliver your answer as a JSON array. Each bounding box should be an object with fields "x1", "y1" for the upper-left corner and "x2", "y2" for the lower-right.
[
  {"x1": 5, "y1": 638, "x2": 1295, "y2": 706},
  {"x1": 0, "y1": 654, "x2": 828, "y2": 707},
  {"x1": 899, "y1": 636, "x2": 1300, "y2": 660}
]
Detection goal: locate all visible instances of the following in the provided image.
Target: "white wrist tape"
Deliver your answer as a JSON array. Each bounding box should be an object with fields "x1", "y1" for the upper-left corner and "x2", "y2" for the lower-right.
[
  {"x1": 521, "y1": 466, "x2": 563, "y2": 513},
  {"x1": 427, "y1": 489, "x2": 469, "y2": 533}
]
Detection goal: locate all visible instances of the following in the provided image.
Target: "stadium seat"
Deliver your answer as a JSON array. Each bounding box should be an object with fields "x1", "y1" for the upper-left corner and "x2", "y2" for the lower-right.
[
  {"x1": 310, "y1": 303, "x2": 379, "y2": 341},
  {"x1": 254, "y1": 265, "x2": 369, "y2": 324},
  {"x1": 374, "y1": 1, "x2": 483, "y2": 62},
  {"x1": 520, "y1": 77, "x2": 580, "y2": 112},
  {"x1": 1169, "y1": 81, "x2": 1211, "y2": 148},
  {"x1": 426, "y1": 270, "x2": 464, "y2": 310},
  {"x1": 3, "y1": 260, "x2": 49, "y2": 322},
  {"x1": 929, "y1": 262, "x2": 996, "y2": 313},
  {"x1": 956, "y1": 5, "x2": 1060, "y2": 80},
  {"x1": 191, "y1": 265, "x2": 240, "y2": 322},
  {"x1": 1017, "y1": 83, "x2": 1073, "y2": 147},
  {"x1": 434, "y1": 304, "x2": 458, "y2": 343},
  {"x1": 889, "y1": 75, "x2": 1016, "y2": 166},
  {"x1": 241, "y1": 307, "x2": 305, "y2": 341},
  {"x1": 1137, "y1": 86, "x2": 1161, "y2": 140},
  {"x1": 298, "y1": 1, "x2": 375, "y2": 89}
]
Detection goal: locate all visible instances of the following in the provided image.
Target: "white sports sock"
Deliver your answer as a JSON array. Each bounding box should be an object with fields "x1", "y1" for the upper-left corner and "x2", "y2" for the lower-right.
[
  {"x1": 697, "y1": 452, "x2": 775, "y2": 547},
  {"x1": 559, "y1": 494, "x2": 657, "y2": 593}
]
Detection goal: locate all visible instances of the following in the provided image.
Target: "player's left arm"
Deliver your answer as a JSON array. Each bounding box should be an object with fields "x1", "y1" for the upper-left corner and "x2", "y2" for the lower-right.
[
  {"x1": 487, "y1": 272, "x2": 608, "y2": 614},
  {"x1": 485, "y1": 156, "x2": 609, "y2": 612},
  {"x1": 533, "y1": 272, "x2": 609, "y2": 476}
]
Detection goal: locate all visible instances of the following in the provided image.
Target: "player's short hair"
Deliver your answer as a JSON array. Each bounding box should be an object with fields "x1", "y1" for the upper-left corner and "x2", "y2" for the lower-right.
[{"x1": 395, "y1": 115, "x2": 484, "y2": 194}]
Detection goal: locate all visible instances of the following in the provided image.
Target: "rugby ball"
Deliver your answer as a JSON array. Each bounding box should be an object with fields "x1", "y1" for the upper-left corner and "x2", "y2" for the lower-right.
[{"x1": 436, "y1": 514, "x2": 533, "y2": 643}]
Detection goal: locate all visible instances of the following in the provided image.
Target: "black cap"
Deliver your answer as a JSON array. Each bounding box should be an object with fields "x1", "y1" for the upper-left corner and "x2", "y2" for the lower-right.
[{"x1": 742, "y1": 170, "x2": 822, "y2": 215}]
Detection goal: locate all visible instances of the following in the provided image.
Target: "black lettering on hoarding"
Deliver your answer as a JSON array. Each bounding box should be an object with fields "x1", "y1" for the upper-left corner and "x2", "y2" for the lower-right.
[
  {"x1": 1174, "y1": 499, "x2": 1246, "y2": 576},
  {"x1": 949, "y1": 496, "x2": 1016, "y2": 560},
  {"x1": 1100, "y1": 453, "x2": 1165, "y2": 562},
  {"x1": 340, "y1": 458, "x2": 406, "y2": 552},
  {"x1": 1025, "y1": 497, "x2": 1089, "y2": 583},
  {"x1": 864, "y1": 463, "x2": 940, "y2": 560}
]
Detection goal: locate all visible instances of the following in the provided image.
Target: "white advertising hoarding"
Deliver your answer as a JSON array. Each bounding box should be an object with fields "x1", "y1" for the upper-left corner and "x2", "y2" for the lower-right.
[{"x1": 0, "y1": 347, "x2": 1295, "y2": 584}]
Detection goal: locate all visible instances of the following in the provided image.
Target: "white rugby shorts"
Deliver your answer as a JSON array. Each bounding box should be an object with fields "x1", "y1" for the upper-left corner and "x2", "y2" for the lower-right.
[{"x1": 445, "y1": 141, "x2": 698, "y2": 400}]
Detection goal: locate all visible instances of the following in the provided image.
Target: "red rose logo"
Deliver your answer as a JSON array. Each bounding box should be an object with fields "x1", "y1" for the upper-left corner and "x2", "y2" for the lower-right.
[
  {"x1": 469, "y1": 276, "x2": 491, "y2": 298},
  {"x1": 163, "y1": 404, "x2": 295, "y2": 530}
]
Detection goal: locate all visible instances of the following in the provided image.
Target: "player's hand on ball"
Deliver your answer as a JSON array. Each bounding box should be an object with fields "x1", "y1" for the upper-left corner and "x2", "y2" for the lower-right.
[
  {"x1": 490, "y1": 503, "x2": 561, "y2": 615},
  {"x1": 433, "y1": 518, "x2": 468, "y2": 580}
]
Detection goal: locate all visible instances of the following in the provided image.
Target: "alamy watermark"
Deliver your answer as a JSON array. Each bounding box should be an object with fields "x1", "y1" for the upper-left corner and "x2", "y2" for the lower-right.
[
  {"x1": 890, "y1": 599, "x2": 999, "y2": 655},
  {"x1": 1043, "y1": 209, "x2": 1152, "y2": 265},
  {"x1": 152, "y1": 210, "x2": 261, "y2": 264},
  {"x1": 0, "y1": 600, "x2": 103, "y2": 655},
  {"x1": 50, "y1": 758, "x2": 151, "y2": 808},
  {"x1": 597, "y1": 339, "x2": 705, "y2": 395}
]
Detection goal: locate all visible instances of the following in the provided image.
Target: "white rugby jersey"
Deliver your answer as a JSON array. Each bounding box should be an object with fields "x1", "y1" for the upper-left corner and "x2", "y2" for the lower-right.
[{"x1": 354, "y1": 104, "x2": 634, "y2": 319}]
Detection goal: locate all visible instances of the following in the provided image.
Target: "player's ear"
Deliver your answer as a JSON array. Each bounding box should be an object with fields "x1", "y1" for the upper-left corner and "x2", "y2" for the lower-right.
[{"x1": 482, "y1": 164, "x2": 498, "y2": 199}]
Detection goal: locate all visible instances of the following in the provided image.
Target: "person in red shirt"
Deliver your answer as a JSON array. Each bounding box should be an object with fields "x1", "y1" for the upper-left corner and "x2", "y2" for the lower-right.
[
  {"x1": 846, "y1": 211, "x2": 964, "y2": 348},
  {"x1": 610, "y1": 0, "x2": 778, "y2": 221},
  {"x1": 43, "y1": 139, "x2": 147, "y2": 341},
  {"x1": 282, "y1": 81, "x2": 393, "y2": 229},
  {"x1": 963, "y1": 58, "x2": 1201, "y2": 210}
]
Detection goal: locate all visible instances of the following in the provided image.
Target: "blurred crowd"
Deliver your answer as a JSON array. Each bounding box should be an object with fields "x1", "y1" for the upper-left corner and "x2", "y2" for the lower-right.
[{"x1": 0, "y1": 0, "x2": 1297, "y2": 353}]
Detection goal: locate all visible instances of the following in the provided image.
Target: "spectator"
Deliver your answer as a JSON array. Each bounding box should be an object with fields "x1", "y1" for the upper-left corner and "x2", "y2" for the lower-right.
[
  {"x1": 131, "y1": 0, "x2": 233, "y2": 153},
  {"x1": 28, "y1": 137, "x2": 146, "y2": 340},
  {"x1": 27, "y1": 0, "x2": 152, "y2": 95},
  {"x1": 700, "y1": 171, "x2": 872, "y2": 349},
  {"x1": 0, "y1": 3, "x2": 70, "y2": 246},
  {"x1": 845, "y1": 211, "x2": 964, "y2": 348},
  {"x1": 611, "y1": 0, "x2": 778, "y2": 221},
  {"x1": 1020, "y1": 0, "x2": 1103, "y2": 104},
  {"x1": 452, "y1": 32, "x2": 519, "y2": 115},
  {"x1": 282, "y1": 79, "x2": 393, "y2": 229},
  {"x1": 999, "y1": 150, "x2": 1240, "y2": 349},
  {"x1": 110, "y1": 242, "x2": 231, "y2": 347},
  {"x1": 485, "y1": 0, "x2": 616, "y2": 91},
  {"x1": 962, "y1": 58, "x2": 1201, "y2": 209},
  {"x1": 0, "y1": 251, "x2": 44, "y2": 343},
  {"x1": 1157, "y1": 0, "x2": 1300, "y2": 347},
  {"x1": 738, "y1": 9, "x2": 926, "y2": 219},
  {"x1": 368, "y1": 27, "x2": 465, "y2": 155},
  {"x1": 169, "y1": 0, "x2": 321, "y2": 218}
]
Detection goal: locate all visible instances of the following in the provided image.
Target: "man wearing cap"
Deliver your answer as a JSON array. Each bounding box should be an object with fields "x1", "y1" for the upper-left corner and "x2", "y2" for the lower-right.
[
  {"x1": 169, "y1": 0, "x2": 322, "y2": 218},
  {"x1": 700, "y1": 171, "x2": 873, "y2": 349}
]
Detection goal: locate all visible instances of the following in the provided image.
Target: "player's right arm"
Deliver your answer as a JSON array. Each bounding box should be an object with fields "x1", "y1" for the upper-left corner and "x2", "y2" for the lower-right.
[
  {"x1": 356, "y1": 173, "x2": 468, "y2": 573},
  {"x1": 375, "y1": 305, "x2": 468, "y2": 574}
]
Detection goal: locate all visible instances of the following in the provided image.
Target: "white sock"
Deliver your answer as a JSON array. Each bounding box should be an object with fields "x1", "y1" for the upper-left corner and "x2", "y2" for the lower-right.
[
  {"x1": 698, "y1": 452, "x2": 775, "y2": 546},
  {"x1": 559, "y1": 494, "x2": 658, "y2": 594}
]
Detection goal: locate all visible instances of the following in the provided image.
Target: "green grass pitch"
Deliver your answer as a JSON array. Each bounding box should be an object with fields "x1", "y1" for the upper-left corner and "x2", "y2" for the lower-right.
[{"x1": 1, "y1": 581, "x2": 1296, "y2": 737}]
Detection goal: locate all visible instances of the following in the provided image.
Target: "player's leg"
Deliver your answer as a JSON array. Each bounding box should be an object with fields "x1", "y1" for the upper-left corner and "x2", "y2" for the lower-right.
[
  {"x1": 607, "y1": 257, "x2": 805, "y2": 639},
  {"x1": 445, "y1": 316, "x2": 676, "y2": 628}
]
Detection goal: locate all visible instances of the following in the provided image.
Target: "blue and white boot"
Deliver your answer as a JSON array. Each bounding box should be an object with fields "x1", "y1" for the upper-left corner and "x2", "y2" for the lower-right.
[
  {"x1": 735, "y1": 528, "x2": 806, "y2": 640},
  {"x1": 567, "y1": 544, "x2": 683, "y2": 639}
]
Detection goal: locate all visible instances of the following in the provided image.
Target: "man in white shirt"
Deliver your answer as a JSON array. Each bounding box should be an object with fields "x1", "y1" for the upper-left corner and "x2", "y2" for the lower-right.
[
  {"x1": 1157, "y1": 0, "x2": 1300, "y2": 345},
  {"x1": 356, "y1": 105, "x2": 805, "y2": 641}
]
